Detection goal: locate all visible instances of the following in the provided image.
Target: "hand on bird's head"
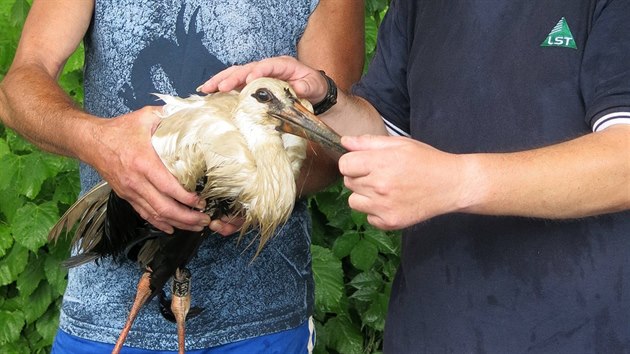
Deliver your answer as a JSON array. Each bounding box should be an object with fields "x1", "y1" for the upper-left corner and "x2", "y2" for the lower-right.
[{"x1": 197, "y1": 56, "x2": 328, "y2": 105}]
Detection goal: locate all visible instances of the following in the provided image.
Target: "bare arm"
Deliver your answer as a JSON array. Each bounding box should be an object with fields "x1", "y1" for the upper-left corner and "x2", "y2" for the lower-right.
[
  {"x1": 200, "y1": 57, "x2": 388, "y2": 137},
  {"x1": 340, "y1": 124, "x2": 630, "y2": 229},
  {"x1": 462, "y1": 124, "x2": 630, "y2": 218},
  {"x1": 201, "y1": 58, "x2": 629, "y2": 228},
  {"x1": 293, "y1": 0, "x2": 365, "y2": 195},
  {"x1": 0, "y1": 0, "x2": 209, "y2": 233},
  {"x1": 0, "y1": 0, "x2": 94, "y2": 156}
]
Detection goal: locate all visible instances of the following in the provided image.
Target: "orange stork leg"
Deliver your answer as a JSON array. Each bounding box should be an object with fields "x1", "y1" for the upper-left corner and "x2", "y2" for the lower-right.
[
  {"x1": 113, "y1": 269, "x2": 153, "y2": 354},
  {"x1": 171, "y1": 268, "x2": 192, "y2": 354}
]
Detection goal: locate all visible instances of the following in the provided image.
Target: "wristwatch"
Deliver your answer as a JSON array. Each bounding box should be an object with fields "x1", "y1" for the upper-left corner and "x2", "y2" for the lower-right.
[{"x1": 312, "y1": 70, "x2": 338, "y2": 115}]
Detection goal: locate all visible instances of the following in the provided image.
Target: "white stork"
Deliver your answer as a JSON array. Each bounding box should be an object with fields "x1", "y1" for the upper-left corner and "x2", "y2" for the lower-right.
[{"x1": 49, "y1": 77, "x2": 343, "y2": 353}]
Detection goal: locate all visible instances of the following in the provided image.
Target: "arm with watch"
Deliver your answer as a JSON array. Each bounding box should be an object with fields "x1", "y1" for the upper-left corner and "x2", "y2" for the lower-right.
[
  {"x1": 312, "y1": 70, "x2": 338, "y2": 115},
  {"x1": 199, "y1": 56, "x2": 389, "y2": 140}
]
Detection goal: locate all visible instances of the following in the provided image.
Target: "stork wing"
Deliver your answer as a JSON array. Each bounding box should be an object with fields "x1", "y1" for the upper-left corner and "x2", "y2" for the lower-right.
[{"x1": 152, "y1": 93, "x2": 255, "y2": 195}]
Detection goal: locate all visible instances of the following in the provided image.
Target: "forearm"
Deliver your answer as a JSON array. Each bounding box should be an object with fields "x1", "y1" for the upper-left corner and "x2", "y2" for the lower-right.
[
  {"x1": 461, "y1": 125, "x2": 630, "y2": 218},
  {"x1": 294, "y1": 0, "x2": 365, "y2": 195},
  {"x1": 322, "y1": 91, "x2": 389, "y2": 137},
  {"x1": 0, "y1": 63, "x2": 96, "y2": 161}
]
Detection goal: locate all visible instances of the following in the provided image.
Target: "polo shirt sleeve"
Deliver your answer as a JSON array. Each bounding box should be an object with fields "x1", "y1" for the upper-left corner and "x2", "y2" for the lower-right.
[
  {"x1": 352, "y1": 0, "x2": 411, "y2": 137},
  {"x1": 581, "y1": 0, "x2": 630, "y2": 132}
]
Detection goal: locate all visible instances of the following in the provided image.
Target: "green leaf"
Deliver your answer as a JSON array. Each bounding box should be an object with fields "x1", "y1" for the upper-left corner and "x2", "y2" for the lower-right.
[
  {"x1": 365, "y1": 0, "x2": 388, "y2": 13},
  {"x1": 23, "y1": 321, "x2": 44, "y2": 351},
  {"x1": 0, "y1": 309, "x2": 25, "y2": 345},
  {"x1": 0, "y1": 223, "x2": 13, "y2": 258},
  {"x1": 312, "y1": 320, "x2": 329, "y2": 354},
  {"x1": 23, "y1": 282, "x2": 52, "y2": 324},
  {"x1": 349, "y1": 285, "x2": 379, "y2": 303},
  {"x1": 9, "y1": 0, "x2": 30, "y2": 27},
  {"x1": 350, "y1": 210, "x2": 368, "y2": 228},
  {"x1": 52, "y1": 171, "x2": 80, "y2": 206},
  {"x1": 324, "y1": 314, "x2": 364, "y2": 354},
  {"x1": 0, "y1": 244, "x2": 29, "y2": 286},
  {"x1": 0, "y1": 187, "x2": 24, "y2": 223},
  {"x1": 63, "y1": 45, "x2": 85, "y2": 73},
  {"x1": 311, "y1": 245, "x2": 344, "y2": 313},
  {"x1": 16, "y1": 252, "x2": 44, "y2": 298},
  {"x1": 0, "y1": 339, "x2": 32, "y2": 354},
  {"x1": 0, "y1": 153, "x2": 49, "y2": 199},
  {"x1": 58, "y1": 69, "x2": 84, "y2": 103},
  {"x1": 361, "y1": 293, "x2": 389, "y2": 331},
  {"x1": 0, "y1": 137, "x2": 9, "y2": 157},
  {"x1": 331, "y1": 230, "x2": 360, "y2": 259},
  {"x1": 44, "y1": 243, "x2": 69, "y2": 297},
  {"x1": 313, "y1": 184, "x2": 355, "y2": 230},
  {"x1": 349, "y1": 269, "x2": 382, "y2": 290},
  {"x1": 13, "y1": 201, "x2": 58, "y2": 252},
  {"x1": 38, "y1": 153, "x2": 69, "y2": 177},
  {"x1": 6, "y1": 129, "x2": 34, "y2": 154},
  {"x1": 36, "y1": 303, "x2": 60, "y2": 346},
  {"x1": 363, "y1": 228, "x2": 400, "y2": 255},
  {"x1": 350, "y1": 238, "x2": 379, "y2": 271},
  {"x1": 382, "y1": 256, "x2": 399, "y2": 281},
  {"x1": 348, "y1": 270, "x2": 382, "y2": 302}
]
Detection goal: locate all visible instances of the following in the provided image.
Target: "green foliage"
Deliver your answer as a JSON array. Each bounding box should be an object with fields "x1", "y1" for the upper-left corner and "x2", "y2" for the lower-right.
[
  {"x1": 0, "y1": 1, "x2": 81, "y2": 352},
  {"x1": 0, "y1": 0, "x2": 395, "y2": 353},
  {"x1": 308, "y1": 6, "x2": 397, "y2": 353},
  {"x1": 310, "y1": 182, "x2": 399, "y2": 353}
]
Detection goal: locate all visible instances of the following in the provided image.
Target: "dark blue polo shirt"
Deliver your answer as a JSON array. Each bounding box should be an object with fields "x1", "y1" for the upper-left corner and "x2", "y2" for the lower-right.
[{"x1": 354, "y1": 0, "x2": 630, "y2": 352}]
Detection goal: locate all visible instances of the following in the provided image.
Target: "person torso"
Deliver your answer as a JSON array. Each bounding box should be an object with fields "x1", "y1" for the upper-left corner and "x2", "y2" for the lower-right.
[
  {"x1": 354, "y1": 0, "x2": 630, "y2": 352},
  {"x1": 63, "y1": 0, "x2": 317, "y2": 350}
]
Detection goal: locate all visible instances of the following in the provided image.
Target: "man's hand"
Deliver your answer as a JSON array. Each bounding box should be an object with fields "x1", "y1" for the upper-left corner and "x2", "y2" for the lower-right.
[
  {"x1": 197, "y1": 56, "x2": 329, "y2": 104},
  {"x1": 339, "y1": 135, "x2": 472, "y2": 230},
  {"x1": 84, "y1": 106, "x2": 211, "y2": 234}
]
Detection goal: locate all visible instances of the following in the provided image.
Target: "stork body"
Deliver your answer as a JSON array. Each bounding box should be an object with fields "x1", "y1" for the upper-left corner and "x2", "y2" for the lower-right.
[{"x1": 49, "y1": 78, "x2": 342, "y2": 353}]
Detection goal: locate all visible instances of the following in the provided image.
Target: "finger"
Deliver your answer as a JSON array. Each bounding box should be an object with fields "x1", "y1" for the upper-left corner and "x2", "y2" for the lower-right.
[
  {"x1": 220, "y1": 214, "x2": 245, "y2": 228},
  {"x1": 366, "y1": 214, "x2": 398, "y2": 231},
  {"x1": 346, "y1": 190, "x2": 374, "y2": 215},
  {"x1": 128, "y1": 185, "x2": 208, "y2": 232},
  {"x1": 197, "y1": 65, "x2": 245, "y2": 93},
  {"x1": 347, "y1": 193, "x2": 398, "y2": 231},
  {"x1": 128, "y1": 164, "x2": 209, "y2": 226},
  {"x1": 209, "y1": 219, "x2": 240, "y2": 237},
  {"x1": 341, "y1": 135, "x2": 402, "y2": 152},
  {"x1": 339, "y1": 152, "x2": 373, "y2": 178},
  {"x1": 131, "y1": 201, "x2": 175, "y2": 234}
]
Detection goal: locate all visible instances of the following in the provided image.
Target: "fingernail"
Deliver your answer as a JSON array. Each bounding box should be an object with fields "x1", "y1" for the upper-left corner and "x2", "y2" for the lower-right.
[
  {"x1": 210, "y1": 220, "x2": 223, "y2": 231},
  {"x1": 195, "y1": 84, "x2": 204, "y2": 92}
]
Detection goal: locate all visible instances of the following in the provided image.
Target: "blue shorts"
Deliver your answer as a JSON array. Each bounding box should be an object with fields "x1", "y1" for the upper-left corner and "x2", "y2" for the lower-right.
[{"x1": 52, "y1": 319, "x2": 314, "y2": 354}]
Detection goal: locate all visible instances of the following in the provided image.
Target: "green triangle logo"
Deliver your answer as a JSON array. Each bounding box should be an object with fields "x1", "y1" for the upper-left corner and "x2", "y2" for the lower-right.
[{"x1": 541, "y1": 17, "x2": 577, "y2": 49}]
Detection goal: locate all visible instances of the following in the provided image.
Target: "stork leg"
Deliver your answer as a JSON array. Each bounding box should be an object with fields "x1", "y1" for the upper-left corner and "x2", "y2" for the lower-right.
[
  {"x1": 113, "y1": 269, "x2": 153, "y2": 354},
  {"x1": 171, "y1": 268, "x2": 192, "y2": 354}
]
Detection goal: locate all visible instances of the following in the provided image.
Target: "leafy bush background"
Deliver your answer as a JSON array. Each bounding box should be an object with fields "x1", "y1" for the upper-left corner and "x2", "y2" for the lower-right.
[{"x1": 0, "y1": 1, "x2": 396, "y2": 353}]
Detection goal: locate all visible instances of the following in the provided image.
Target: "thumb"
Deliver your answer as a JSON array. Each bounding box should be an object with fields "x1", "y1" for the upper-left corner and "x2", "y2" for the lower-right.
[{"x1": 290, "y1": 79, "x2": 314, "y2": 99}]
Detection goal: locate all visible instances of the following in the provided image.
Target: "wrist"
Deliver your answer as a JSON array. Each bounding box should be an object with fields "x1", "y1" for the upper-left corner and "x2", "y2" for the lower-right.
[
  {"x1": 455, "y1": 154, "x2": 489, "y2": 214},
  {"x1": 312, "y1": 70, "x2": 337, "y2": 115}
]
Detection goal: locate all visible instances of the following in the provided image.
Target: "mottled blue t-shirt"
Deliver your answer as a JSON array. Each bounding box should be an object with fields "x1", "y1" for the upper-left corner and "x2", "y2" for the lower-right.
[{"x1": 60, "y1": 0, "x2": 318, "y2": 350}]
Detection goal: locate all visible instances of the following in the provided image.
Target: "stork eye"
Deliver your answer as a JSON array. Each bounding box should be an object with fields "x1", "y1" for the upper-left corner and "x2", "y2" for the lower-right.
[{"x1": 252, "y1": 89, "x2": 273, "y2": 103}]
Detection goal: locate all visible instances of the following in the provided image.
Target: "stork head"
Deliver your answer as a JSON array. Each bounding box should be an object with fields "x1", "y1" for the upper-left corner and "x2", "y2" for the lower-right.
[{"x1": 235, "y1": 78, "x2": 346, "y2": 156}]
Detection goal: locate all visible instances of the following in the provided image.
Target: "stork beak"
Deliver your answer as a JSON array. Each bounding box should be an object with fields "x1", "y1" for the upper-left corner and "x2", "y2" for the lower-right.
[{"x1": 271, "y1": 101, "x2": 347, "y2": 158}]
